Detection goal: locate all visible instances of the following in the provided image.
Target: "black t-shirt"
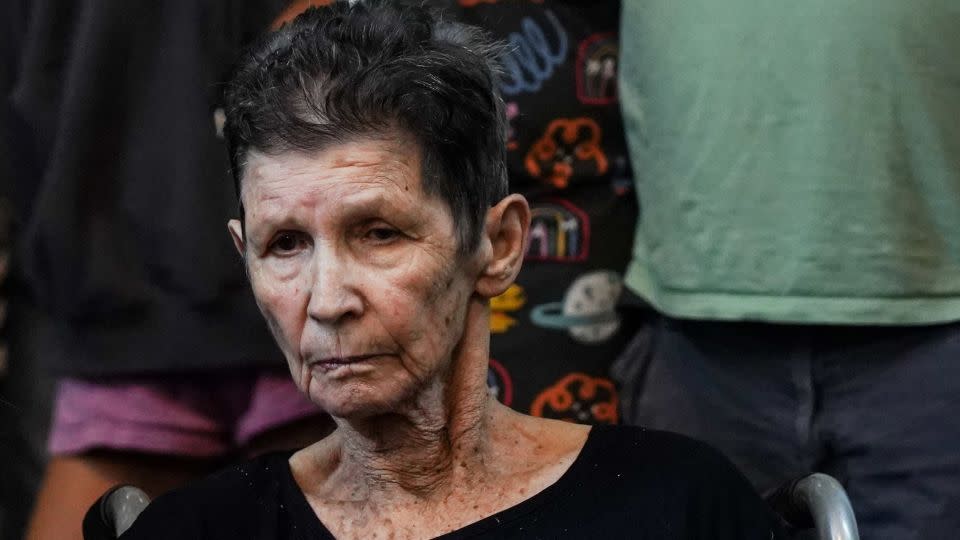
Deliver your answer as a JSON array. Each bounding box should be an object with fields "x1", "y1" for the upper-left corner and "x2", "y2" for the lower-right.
[
  {"x1": 121, "y1": 426, "x2": 784, "y2": 539},
  {"x1": 6, "y1": 0, "x2": 288, "y2": 376}
]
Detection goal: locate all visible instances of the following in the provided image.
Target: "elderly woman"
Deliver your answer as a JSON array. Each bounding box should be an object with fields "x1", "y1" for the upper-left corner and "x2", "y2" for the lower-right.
[{"x1": 121, "y1": 2, "x2": 782, "y2": 538}]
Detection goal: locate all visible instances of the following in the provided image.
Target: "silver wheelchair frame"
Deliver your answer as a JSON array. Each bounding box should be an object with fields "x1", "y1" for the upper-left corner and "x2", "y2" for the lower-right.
[{"x1": 765, "y1": 473, "x2": 860, "y2": 540}]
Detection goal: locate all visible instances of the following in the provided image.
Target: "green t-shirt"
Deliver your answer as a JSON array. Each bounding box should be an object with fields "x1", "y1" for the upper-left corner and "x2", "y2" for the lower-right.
[{"x1": 621, "y1": 0, "x2": 960, "y2": 324}]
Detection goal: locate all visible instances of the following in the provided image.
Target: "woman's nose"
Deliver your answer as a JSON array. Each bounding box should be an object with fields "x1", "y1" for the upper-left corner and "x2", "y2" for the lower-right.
[{"x1": 305, "y1": 252, "x2": 364, "y2": 324}]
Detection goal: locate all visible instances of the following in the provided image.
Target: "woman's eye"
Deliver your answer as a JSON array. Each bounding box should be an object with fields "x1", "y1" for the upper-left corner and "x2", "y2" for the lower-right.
[
  {"x1": 366, "y1": 227, "x2": 399, "y2": 242},
  {"x1": 269, "y1": 232, "x2": 305, "y2": 254}
]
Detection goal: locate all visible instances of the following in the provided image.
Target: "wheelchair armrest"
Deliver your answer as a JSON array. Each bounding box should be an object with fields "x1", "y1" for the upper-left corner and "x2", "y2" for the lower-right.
[
  {"x1": 765, "y1": 473, "x2": 859, "y2": 540},
  {"x1": 82, "y1": 485, "x2": 151, "y2": 540}
]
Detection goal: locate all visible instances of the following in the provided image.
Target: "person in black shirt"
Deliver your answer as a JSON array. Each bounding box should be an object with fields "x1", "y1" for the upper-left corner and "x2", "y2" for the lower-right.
[
  {"x1": 123, "y1": 2, "x2": 782, "y2": 538},
  {"x1": 124, "y1": 427, "x2": 779, "y2": 539}
]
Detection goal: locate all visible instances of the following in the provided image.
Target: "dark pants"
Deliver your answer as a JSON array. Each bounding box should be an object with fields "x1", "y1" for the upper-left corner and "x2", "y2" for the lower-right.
[{"x1": 612, "y1": 315, "x2": 960, "y2": 540}]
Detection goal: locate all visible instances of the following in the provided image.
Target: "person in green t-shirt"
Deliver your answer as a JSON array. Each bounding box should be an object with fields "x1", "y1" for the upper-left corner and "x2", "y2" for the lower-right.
[{"x1": 613, "y1": 2, "x2": 960, "y2": 539}]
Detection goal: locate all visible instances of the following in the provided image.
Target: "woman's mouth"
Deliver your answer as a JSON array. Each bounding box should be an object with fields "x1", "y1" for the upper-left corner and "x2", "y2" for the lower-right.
[{"x1": 310, "y1": 354, "x2": 383, "y2": 373}]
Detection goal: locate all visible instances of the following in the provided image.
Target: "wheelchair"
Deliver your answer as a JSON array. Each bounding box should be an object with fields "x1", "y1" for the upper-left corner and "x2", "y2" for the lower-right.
[
  {"x1": 765, "y1": 473, "x2": 860, "y2": 540},
  {"x1": 82, "y1": 485, "x2": 151, "y2": 540},
  {"x1": 83, "y1": 472, "x2": 859, "y2": 539}
]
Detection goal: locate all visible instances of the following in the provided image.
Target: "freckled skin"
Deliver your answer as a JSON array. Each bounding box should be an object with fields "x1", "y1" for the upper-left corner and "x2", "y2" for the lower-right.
[
  {"x1": 235, "y1": 137, "x2": 470, "y2": 419},
  {"x1": 228, "y1": 133, "x2": 590, "y2": 540}
]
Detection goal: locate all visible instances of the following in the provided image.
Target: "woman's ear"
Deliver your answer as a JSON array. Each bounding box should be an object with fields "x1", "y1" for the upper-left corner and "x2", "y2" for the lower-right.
[
  {"x1": 227, "y1": 219, "x2": 246, "y2": 257},
  {"x1": 475, "y1": 194, "x2": 530, "y2": 298}
]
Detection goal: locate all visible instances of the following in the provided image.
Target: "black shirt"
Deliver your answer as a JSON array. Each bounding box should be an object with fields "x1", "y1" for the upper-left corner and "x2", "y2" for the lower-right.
[
  {"x1": 121, "y1": 426, "x2": 784, "y2": 539},
  {"x1": 5, "y1": 0, "x2": 287, "y2": 376}
]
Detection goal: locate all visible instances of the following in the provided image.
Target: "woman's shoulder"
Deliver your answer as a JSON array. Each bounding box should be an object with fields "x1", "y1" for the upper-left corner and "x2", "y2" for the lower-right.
[
  {"x1": 547, "y1": 425, "x2": 784, "y2": 538},
  {"x1": 580, "y1": 424, "x2": 767, "y2": 491},
  {"x1": 568, "y1": 425, "x2": 783, "y2": 537},
  {"x1": 584, "y1": 424, "x2": 732, "y2": 465},
  {"x1": 164, "y1": 450, "x2": 294, "y2": 506},
  {"x1": 119, "y1": 452, "x2": 297, "y2": 539}
]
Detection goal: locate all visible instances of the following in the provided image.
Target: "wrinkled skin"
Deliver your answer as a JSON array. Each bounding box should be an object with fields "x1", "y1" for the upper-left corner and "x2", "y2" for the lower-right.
[
  {"x1": 230, "y1": 135, "x2": 477, "y2": 420},
  {"x1": 228, "y1": 133, "x2": 589, "y2": 539}
]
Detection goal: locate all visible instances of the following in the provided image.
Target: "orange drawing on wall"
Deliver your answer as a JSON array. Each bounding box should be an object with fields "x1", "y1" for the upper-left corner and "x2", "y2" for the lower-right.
[
  {"x1": 530, "y1": 373, "x2": 619, "y2": 424},
  {"x1": 272, "y1": 0, "x2": 333, "y2": 30},
  {"x1": 489, "y1": 284, "x2": 526, "y2": 334},
  {"x1": 524, "y1": 118, "x2": 609, "y2": 189}
]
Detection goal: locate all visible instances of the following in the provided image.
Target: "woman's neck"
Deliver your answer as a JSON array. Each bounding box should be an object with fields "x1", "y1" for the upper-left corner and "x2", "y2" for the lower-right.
[
  {"x1": 336, "y1": 372, "x2": 499, "y2": 498},
  {"x1": 298, "y1": 299, "x2": 514, "y2": 503}
]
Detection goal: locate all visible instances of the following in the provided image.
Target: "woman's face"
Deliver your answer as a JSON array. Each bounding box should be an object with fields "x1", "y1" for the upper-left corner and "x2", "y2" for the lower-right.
[{"x1": 230, "y1": 135, "x2": 480, "y2": 419}]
